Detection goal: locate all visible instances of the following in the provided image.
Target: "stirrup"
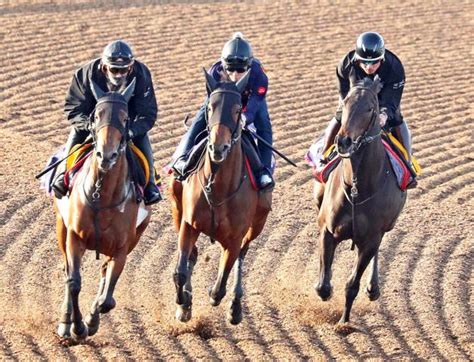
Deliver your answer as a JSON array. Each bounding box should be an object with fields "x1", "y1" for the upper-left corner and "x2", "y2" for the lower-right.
[{"x1": 258, "y1": 173, "x2": 274, "y2": 191}]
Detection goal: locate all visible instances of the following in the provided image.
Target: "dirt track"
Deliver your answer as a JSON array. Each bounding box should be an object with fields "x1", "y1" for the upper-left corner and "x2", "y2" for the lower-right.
[{"x1": 0, "y1": 0, "x2": 473, "y2": 359}]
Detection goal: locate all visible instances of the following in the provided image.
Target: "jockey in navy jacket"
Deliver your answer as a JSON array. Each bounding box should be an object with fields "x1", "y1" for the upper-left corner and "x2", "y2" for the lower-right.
[{"x1": 170, "y1": 33, "x2": 274, "y2": 190}]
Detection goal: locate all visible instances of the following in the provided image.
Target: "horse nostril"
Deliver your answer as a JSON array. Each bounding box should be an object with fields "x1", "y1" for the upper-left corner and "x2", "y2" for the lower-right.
[
  {"x1": 96, "y1": 151, "x2": 103, "y2": 159},
  {"x1": 110, "y1": 152, "x2": 118, "y2": 160},
  {"x1": 208, "y1": 144, "x2": 214, "y2": 152},
  {"x1": 338, "y1": 136, "x2": 352, "y2": 148}
]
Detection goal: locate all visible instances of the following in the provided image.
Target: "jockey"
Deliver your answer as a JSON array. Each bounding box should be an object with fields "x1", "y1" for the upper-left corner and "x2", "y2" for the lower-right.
[
  {"x1": 322, "y1": 31, "x2": 417, "y2": 187},
  {"x1": 52, "y1": 40, "x2": 162, "y2": 204},
  {"x1": 169, "y1": 32, "x2": 274, "y2": 190}
]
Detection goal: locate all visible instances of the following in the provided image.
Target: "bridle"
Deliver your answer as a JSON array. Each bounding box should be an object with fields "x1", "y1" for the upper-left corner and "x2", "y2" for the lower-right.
[
  {"x1": 198, "y1": 86, "x2": 247, "y2": 242},
  {"x1": 205, "y1": 88, "x2": 243, "y2": 149},
  {"x1": 84, "y1": 94, "x2": 133, "y2": 259},
  {"x1": 88, "y1": 96, "x2": 130, "y2": 156},
  {"x1": 335, "y1": 85, "x2": 389, "y2": 249},
  {"x1": 335, "y1": 86, "x2": 383, "y2": 159}
]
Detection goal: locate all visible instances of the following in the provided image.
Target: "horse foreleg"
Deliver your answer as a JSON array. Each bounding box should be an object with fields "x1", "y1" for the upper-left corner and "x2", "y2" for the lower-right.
[
  {"x1": 315, "y1": 227, "x2": 337, "y2": 301},
  {"x1": 209, "y1": 240, "x2": 240, "y2": 307},
  {"x1": 174, "y1": 222, "x2": 199, "y2": 322},
  {"x1": 56, "y1": 214, "x2": 73, "y2": 338},
  {"x1": 365, "y1": 251, "x2": 380, "y2": 301},
  {"x1": 313, "y1": 181, "x2": 325, "y2": 213},
  {"x1": 84, "y1": 259, "x2": 109, "y2": 336},
  {"x1": 65, "y1": 232, "x2": 88, "y2": 341},
  {"x1": 97, "y1": 251, "x2": 127, "y2": 314},
  {"x1": 227, "y1": 243, "x2": 250, "y2": 325},
  {"x1": 339, "y1": 245, "x2": 379, "y2": 324}
]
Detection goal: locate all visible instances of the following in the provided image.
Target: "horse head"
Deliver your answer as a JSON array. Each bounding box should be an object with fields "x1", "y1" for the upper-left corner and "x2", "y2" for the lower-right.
[
  {"x1": 90, "y1": 78, "x2": 136, "y2": 172},
  {"x1": 204, "y1": 69, "x2": 249, "y2": 163},
  {"x1": 336, "y1": 74, "x2": 383, "y2": 158}
]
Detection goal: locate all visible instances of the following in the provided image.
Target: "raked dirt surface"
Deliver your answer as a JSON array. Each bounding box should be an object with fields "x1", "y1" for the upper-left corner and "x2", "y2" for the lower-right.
[{"x1": 0, "y1": 0, "x2": 473, "y2": 359}]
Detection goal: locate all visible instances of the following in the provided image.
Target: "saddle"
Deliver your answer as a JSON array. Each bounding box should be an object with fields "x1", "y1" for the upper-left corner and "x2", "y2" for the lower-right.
[{"x1": 305, "y1": 132, "x2": 421, "y2": 191}]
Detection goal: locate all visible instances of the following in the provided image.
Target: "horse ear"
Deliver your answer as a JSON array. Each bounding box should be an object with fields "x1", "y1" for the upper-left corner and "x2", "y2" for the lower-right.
[
  {"x1": 90, "y1": 80, "x2": 105, "y2": 100},
  {"x1": 349, "y1": 67, "x2": 357, "y2": 88},
  {"x1": 203, "y1": 68, "x2": 217, "y2": 93},
  {"x1": 373, "y1": 75, "x2": 383, "y2": 94},
  {"x1": 235, "y1": 69, "x2": 250, "y2": 93},
  {"x1": 121, "y1": 77, "x2": 136, "y2": 102}
]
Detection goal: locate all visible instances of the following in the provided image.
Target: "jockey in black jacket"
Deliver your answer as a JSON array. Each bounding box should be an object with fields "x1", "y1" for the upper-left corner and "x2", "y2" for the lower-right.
[
  {"x1": 52, "y1": 40, "x2": 162, "y2": 204},
  {"x1": 322, "y1": 31, "x2": 417, "y2": 187}
]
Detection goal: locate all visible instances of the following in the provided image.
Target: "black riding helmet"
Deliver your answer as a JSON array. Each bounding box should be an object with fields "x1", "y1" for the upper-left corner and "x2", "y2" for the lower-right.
[
  {"x1": 221, "y1": 32, "x2": 253, "y2": 69},
  {"x1": 101, "y1": 40, "x2": 134, "y2": 68},
  {"x1": 355, "y1": 32, "x2": 385, "y2": 62}
]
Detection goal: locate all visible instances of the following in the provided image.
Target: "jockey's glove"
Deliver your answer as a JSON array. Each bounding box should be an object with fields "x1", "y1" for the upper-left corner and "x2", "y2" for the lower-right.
[
  {"x1": 379, "y1": 111, "x2": 388, "y2": 128},
  {"x1": 127, "y1": 129, "x2": 135, "y2": 141},
  {"x1": 241, "y1": 113, "x2": 253, "y2": 127}
]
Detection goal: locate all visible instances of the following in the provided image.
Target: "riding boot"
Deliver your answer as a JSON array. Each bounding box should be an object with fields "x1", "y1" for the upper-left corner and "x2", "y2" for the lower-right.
[
  {"x1": 321, "y1": 117, "x2": 341, "y2": 161},
  {"x1": 242, "y1": 131, "x2": 273, "y2": 190},
  {"x1": 392, "y1": 121, "x2": 417, "y2": 188},
  {"x1": 170, "y1": 104, "x2": 208, "y2": 179},
  {"x1": 133, "y1": 134, "x2": 162, "y2": 205},
  {"x1": 252, "y1": 103, "x2": 275, "y2": 191},
  {"x1": 51, "y1": 128, "x2": 89, "y2": 198}
]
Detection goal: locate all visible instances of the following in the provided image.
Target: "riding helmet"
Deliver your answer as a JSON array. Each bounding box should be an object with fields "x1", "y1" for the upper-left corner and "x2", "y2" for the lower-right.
[
  {"x1": 221, "y1": 32, "x2": 253, "y2": 69},
  {"x1": 354, "y1": 32, "x2": 385, "y2": 61},
  {"x1": 101, "y1": 40, "x2": 134, "y2": 68}
]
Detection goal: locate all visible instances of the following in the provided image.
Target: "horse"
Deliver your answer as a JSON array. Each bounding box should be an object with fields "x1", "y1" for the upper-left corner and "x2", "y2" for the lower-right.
[
  {"x1": 314, "y1": 74, "x2": 407, "y2": 326},
  {"x1": 169, "y1": 70, "x2": 272, "y2": 325},
  {"x1": 54, "y1": 78, "x2": 151, "y2": 341}
]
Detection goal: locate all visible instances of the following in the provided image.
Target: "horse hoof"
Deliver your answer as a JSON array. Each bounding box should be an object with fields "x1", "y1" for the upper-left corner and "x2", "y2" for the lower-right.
[
  {"x1": 334, "y1": 322, "x2": 357, "y2": 336},
  {"x1": 71, "y1": 322, "x2": 88, "y2": 341},
  {"x1": 315, "y1": 283, "x2": 333, "y2": 301},
  {"x1": 98, "y1": 297, "x2": 116, "y2": 314},
  {"x1": 57, "y1": 322, "x2": 72, "y2": 338},
  {"x1": 365, "y1": 285, "x2": 380, "y2": 301},
  {"x1": 84, "y1": 313, "x2": 100, "y2": 336},
  {"x1": 176, "y1": 305, "x2": 192, "y2": 322},
  {"x1": 209, "y1": 297, "x2": 221, "y2": 307},
  {"x1": 209, "y1": 287, "x2": 225, "y2": 306},
  {"x1": 227, "y1": 300, "x2": 242, "y2": 325}
]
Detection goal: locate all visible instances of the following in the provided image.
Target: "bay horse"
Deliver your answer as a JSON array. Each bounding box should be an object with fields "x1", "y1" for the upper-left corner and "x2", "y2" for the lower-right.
[
  {"x1": 169, "y1": 70, "x2": 272, "y2": 325},
  {"x1": 314, "y1": 75, "x2": 407, "y2": 325},
  {"x1": 54, "y1": 78, "x2": 151, "y2": 341}
]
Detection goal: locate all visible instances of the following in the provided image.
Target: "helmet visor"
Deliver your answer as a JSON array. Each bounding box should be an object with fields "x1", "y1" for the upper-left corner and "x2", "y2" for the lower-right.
[{"x1": 102, "y1": 56, "x2": 134, "y2": 68}]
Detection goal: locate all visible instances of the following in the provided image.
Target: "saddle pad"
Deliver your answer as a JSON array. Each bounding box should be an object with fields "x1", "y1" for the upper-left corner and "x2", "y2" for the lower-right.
[
  {"x1": 385, "y1": 133, "x2": 422, "y2": 176},
  {"x1": 66, "y1": 143, "x2": 93, "y2": 171},
  {"x1": 129, "y1": 143, "x2": 150, "y2": 187},
  {"x1": 305, "y1": 137, "x2": 415, "y2": 190},
  {"x1": 244, "y1": 156, "x2": 258, "y2": 191},
  {"x1": 382, "y1": 139, "x2": 411, "y2": 190}
]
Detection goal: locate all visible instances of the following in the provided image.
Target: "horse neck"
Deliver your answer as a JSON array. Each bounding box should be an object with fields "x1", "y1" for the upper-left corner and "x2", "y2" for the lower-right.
[
  {"x1": 342, "y1": 137, "x2": 385, "y2": 194},
  {"x1": 87, "y1": 153, "x2": 129, "y2": 204},
  {"x1": 204, "y1": 139, "x2": 243, "y2": 193}
]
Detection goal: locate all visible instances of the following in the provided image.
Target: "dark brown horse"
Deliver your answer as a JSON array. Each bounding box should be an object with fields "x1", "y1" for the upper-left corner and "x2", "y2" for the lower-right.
[
  {"x1": 54, "y1": 79, "x2": 151, "y2": 341},
  {"x1": 169, "y1": 71, "x2": 272, "y2": 325},
  {"x1": 314, "y1": 75, "x2": 406, "y2": 325}
]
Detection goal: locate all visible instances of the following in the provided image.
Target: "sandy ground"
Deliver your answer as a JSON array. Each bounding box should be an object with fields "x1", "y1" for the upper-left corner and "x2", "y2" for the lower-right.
[{"x1": 0, "y1": 0, "x2": 473, "y2": 359}]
